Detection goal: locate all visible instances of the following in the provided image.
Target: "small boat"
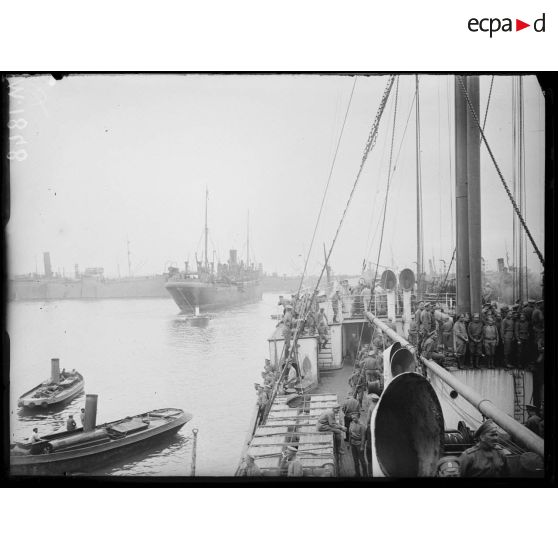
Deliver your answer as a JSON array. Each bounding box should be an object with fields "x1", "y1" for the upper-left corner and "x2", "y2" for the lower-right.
[
  {"x1": 18, "y1": 358, "x2": 84, "y2": 409},
  {"x1": 10, "y1": 402, "x2": 192, "y2": 475}
]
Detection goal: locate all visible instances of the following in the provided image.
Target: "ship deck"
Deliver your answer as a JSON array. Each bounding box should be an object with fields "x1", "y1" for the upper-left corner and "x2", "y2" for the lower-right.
[{"x1": 311, "y1": 362, "x2": 364, "y2": 478}]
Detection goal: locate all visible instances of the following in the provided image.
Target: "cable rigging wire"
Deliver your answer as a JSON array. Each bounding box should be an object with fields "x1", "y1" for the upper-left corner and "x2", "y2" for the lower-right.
[
  {"x1": 263, "y1": 76, "x2": 397, "y2": 412},
  {"x1": 295, "y1": 76, "x2": 358, "y2": 296},
  {"x1": 457, "y1": 76, "x2": 544, "y2": 268}
]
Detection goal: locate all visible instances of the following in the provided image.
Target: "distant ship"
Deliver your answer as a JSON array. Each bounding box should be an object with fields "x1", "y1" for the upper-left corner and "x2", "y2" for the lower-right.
[{"x1": 165, "y1": 188, "x2": 262, "y2": 314}]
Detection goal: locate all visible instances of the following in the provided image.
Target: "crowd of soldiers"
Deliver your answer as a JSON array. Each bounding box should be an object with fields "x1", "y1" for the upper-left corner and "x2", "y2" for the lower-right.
[
  {"x1": 410, "y1": 298, "x2": 544, "y2": 371},
  {"x1": 277, "y1": 293, "x2": 331, "y2": 349}
]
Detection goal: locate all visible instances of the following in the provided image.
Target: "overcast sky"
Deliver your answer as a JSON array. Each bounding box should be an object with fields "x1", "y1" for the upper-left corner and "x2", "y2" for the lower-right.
[{"x1": 7, "y1": 73, "x2": 545, "y2": 279}]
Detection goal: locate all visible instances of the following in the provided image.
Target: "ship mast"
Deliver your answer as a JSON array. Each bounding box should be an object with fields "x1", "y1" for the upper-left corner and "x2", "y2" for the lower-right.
[
  {"x1": 415, "y1": 75, "x2": 424, "y2": 296},
  {"x1": 204, "y1": 186, "x2": 209, "y2": 271}
]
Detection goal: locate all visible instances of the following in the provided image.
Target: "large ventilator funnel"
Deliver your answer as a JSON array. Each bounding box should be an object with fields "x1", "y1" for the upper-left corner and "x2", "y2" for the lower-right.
[
  {"x1": 370, "y1": 372, "x2": 444, "y2": 477},
  {"x1": 398, "y1": 268, "x2": 415, "y2": 291},
  {"x1": 51, "y1": 358, "x2": 60, "y2": 383},
  {"x1": 383, "y1": 343, "x2": 415, "y2": 385},
  {"x1": 380, "y1": 269, "x2": 397, "y2": 291}
]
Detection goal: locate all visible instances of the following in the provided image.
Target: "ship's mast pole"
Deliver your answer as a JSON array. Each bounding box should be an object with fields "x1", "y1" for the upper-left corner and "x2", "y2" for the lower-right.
[
  {"x1": 415, "y1": 75, "x2": 424, "y2": 297},
  {"x1": 466, "y1": 75, "x2": 482, "y2": 316},
  {"x1": 455, "y1": 75, "x2": 471, "y2": 315},
  {"x1": 204, "y1": 186, "x2": 209, "y2": 270}
]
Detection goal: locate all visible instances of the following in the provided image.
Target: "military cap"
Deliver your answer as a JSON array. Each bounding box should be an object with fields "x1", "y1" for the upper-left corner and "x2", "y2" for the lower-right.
[
  {"x1": 474, "y1": 419, "x2": 497, "y2": 440},
  {"x1": 473, "y1": 313, "x2": 480, "y2": 318},
  {"x1": 369, "y1": 393, "x2": 380, "y2": 401},
  {"x1": 436, "y1": 455, "x2": 460, "y2": 471},
  {"x1": 528, "y1": 299, "x2": 535, "y2": 304},
  {"x1": 525, "y1": 404, "x2": 539, "y2": 412},
  {"x1": 286, "y1": 445, "x2": 298, "y2": 453},
  {"x1": 536, "y1": 300, "x2": 543, "y2": 305}
]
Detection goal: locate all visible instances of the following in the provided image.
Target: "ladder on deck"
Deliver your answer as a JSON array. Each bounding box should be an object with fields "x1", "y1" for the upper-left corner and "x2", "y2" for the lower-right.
[
  {"x1": 318, "y1": 340, "x2": 335, "y2": 371},
  {"x1": 512, "y1": 369, "x2": 526, "y2": 423}
]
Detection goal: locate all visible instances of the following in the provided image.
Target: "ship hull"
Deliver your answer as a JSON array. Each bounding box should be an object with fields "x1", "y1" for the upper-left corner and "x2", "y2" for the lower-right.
[
  {"x1": 165, "y1": 280, "x2": 262, "y2": 313},
  {"x1": 9, "y1": 276, "x2": 168, "y2": 301}
]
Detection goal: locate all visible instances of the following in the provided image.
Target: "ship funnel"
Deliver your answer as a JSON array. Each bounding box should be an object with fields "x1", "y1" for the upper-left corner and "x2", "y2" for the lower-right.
[
  {"x1": 371, "y1": 372, "x2": 444, "y2": 477},
  {"x1": 44, "y1": 252, "x2": 53, "y2": 278},
  {"x1": 84, "y1": 394, "x2": 98, "y2": 432},
  {"x1": 398, "y1": 268, "x2": 415, "y2": 291},
  {"x1": 380, "y1": 269, "x2": 397, "y2": 291},
  {"x1": 383, "y1": 343, "x2": 415, "y2": 386},
  {"x1": 51, "y1": 358, "x2": 60, "y2": 383}
]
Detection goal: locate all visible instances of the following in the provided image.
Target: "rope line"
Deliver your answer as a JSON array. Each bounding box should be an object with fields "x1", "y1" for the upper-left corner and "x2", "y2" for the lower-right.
[
  {"x1": 457, "y1": 76, "x2": 544, "y2": 267},
  {"x1": 296, "y1": 76, "x2": 358, "y2": 296}
]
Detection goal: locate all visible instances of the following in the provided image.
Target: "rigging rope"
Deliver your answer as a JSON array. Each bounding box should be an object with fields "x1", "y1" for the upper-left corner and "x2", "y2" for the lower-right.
[
  {"x1": 482, "y1": 75, "x2": 495, "y2": 131},
  {"x1": 371, "y1": 77, "x2": 400, "y2": 295},
  {"x1": 296, "y1": 76, "x2": 358, "y2": 297},
  {"x1": 263, "y1": 76, "x2": 397, "y2": 418},
  {"x1": 457, "y1": 76, "x2": 545, "y2": 268}
]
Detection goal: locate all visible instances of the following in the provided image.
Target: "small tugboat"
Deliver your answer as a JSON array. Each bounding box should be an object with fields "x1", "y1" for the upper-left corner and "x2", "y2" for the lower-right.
[
  {"x1": 10, "y1": 394, "x2": 192, "y2": 475},
  {"x1": 18, "y1": 358, "x2": 84, "y2": 409}
]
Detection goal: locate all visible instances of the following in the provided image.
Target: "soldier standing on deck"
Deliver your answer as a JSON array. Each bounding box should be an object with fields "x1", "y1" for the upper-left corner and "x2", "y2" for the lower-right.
[
  {"x1": 467, "y1": 313, "x2": 484, "y2": 369},
  {"x1": 524, "y1": 405, "x2": 542, "y2": 437},
  {"x1": 331, "y1": 290, "x2": 341, "y2": 323},
  {"x1": 453, "y1": 315, "x2": 469, "y2": 369},
  {"x1": 515, "y1": 313, "x2": 530, "y2": 367},
  {"x1": 408, "y1": 316, "x2": 418, "y2": 346},
  {"x1": 482, "y1": 317, "x2": 499, "y2": 369},
  {"x1": 441, "y1": 316, "x2": 453, "y2": 352},
  {"x1": 501, "y1": 310, "x2": 516, "y2": 368}
]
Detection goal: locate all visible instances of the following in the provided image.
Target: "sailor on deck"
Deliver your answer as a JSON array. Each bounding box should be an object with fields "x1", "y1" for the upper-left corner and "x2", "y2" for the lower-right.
[
  {"x1": 30, "y1": 427, "x2": 41, "y2": 443},
  {"x1": 459, "y1": 420, "x2": 509, "y2": 478},
  {"x1": 316, "y1": 405, "x2": 346, "y2": 454}
]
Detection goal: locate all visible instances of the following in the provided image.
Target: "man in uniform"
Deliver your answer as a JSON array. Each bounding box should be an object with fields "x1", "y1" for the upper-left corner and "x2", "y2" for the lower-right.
[
  {"x1": 317, "y1": 308, "x2": 329, "y2": 349},
  {"x1": 452, "y1": 314, "x2": 469, "y2": 369},
  {"x1": 239, "y1": 452, "x2": 263, "y2": 477},
  {"x1": 421, "y1": 330, "x2": 445, "y2": 365},
  {"x1": 514, "y1": 312, "x2": 530, "y2": 367},
  {"x1": 531, "y1": 300, "x2": 544, "y2": 347},
  {"x1": 467, "y1": 313, "x2": 484, "y2": 369},
  {"x1": 459, "y1": 420, "x2": 509, "y2": 477},
  {"x1": 341, "y1": 393, "x2": 360, "y2": 442},
  {"x1": 501, "y1": 309, "x2": 516, "y2": 368},
  {"x1": 281, "y1": 446, "x2": 304, "y2": 476},
  {"x1": 349, "y1": 368, "x2": 368, "y2": 404},
  {"x1": 348, "y1": 412, "x2": 368, "y2": 477},
  {"x1": 482, "y1": 316, "x2": 499, "y2": 369},
  {"x1": 414, "y1": 301, "x2": 424, "y2": 329},
  {"x1": 361, "y1": 350, "x2": 381, "y2": 383},
  {"x1": 524, "y1": 405, "x2": 542, "y2": 437},
  {"x1": 441, "y1": 316, "x2": 453, "y2": 353},
  {"x1": 347, "y1": 333, "x2": 359, "y2": 364},
  {"x1": 30, "y1": 427, "x2": 41, "y2": 443},
  {"x1": 331, "y1": 289, "x2": 341, "y2": 323},
  {"x1": 316, "y1": 404, "x2": 346, "y2": 454},
  {"x1": 523, "y1": 299, "x2": 535, "y2": 323},
  {"x1": 408, "y1": 316, "x2": 418, "y2": 346},
  {"x1": 419, "y1": 302, "x2": 433, "y2": 338},
  {"x1": 66, "y1": 414, "x2": 77, "y2": 431}
]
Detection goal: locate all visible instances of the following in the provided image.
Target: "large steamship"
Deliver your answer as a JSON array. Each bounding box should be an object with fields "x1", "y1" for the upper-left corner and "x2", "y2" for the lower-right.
[
  {"x1": 236, "y1": 75, "x2": 546, "y2": 478},
  {"x1": 165, "y1": 188, "x2": 262, "y2": 314}
]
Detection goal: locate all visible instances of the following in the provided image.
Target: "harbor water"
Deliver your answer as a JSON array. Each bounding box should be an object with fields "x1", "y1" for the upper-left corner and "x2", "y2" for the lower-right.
[{"x1": 8, "y1": 293, "x2": 281, "y2": 476}]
